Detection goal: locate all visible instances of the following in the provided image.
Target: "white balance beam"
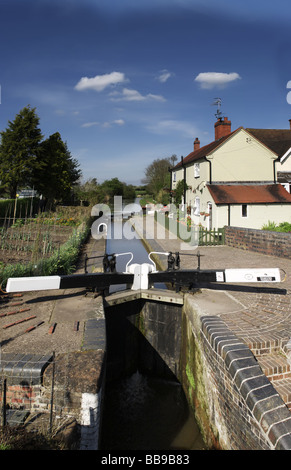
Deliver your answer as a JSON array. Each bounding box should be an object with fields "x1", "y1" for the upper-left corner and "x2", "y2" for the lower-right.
[
  {"x1": 218, "y1": 268, "x2": 281, "y2": 283},
  {"x1": 6, "y1": 276, "x2": 61, "y2": 293}
]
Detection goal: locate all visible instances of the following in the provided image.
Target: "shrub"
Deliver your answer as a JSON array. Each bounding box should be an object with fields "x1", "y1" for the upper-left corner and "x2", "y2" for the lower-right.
[
  {"x1": 262, "y1": 221, "x2": 291, "y2": 232},
  {"x1": 277, "y1": 222, "x2": 291, "y2": 232}
]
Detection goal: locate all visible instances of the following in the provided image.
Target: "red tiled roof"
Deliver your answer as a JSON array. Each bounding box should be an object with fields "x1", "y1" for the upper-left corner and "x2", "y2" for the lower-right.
[
  {"x1": 246, "y1": 128, "x2": 291, "y2": 157},
  {"x1": 207, "y1": 184, "x2": 291, "y2": 204},
  {"x1": 173, "y1": 128, "x2": 240, "y2": 169}
]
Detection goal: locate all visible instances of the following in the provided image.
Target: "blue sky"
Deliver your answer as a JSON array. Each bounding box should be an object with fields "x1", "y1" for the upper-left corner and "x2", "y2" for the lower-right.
[{"x1": 1, "y1": 0, "x2": 291, "y2": 185}]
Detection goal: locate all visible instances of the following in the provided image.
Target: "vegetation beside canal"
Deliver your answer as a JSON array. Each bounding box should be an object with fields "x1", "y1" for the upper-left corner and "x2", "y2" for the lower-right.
[
  {"x1": 0, "y1": 424, "x2": 71, "y2": 450},
  {"x1": 0, "y1": 205, "x2": 92, "y2": 288}
]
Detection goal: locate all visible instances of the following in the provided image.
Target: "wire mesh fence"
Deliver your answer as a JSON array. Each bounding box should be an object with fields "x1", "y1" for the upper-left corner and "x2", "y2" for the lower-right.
[{"x1": 0, "y1": 216, "x2": 73, "y2": 265}]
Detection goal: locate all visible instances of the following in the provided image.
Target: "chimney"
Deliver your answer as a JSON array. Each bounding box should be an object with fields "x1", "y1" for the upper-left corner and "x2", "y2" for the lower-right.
[
  {"x1": 289, "y1": 119, "x2": 291, "y2": 130},
  {"x1": 194, "y1": 137, "x2": 200, "y2": 151},
  {"x1": 215, "y1": 116, "x2": 231, "y2": 140}
]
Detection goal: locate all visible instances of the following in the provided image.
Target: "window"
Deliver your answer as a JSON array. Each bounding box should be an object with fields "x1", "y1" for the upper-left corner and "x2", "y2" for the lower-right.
[
  {"x1": 173, "y1": 172, "x2": 176, "y2": 182},
  {"x1": 194, "y1": 163, "x2": 200, "y2": 178},
  {"x1": 194, "y1": 197, "x2": 200, "y2": 216},
  {"x1": 242, "y1": 204, "x2": 248, "y2": 217}
]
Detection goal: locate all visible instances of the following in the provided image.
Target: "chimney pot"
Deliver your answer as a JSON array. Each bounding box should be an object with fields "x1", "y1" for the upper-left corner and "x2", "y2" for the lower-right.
[
  {"x1": 215, "y1": 116, "x2": 231, "y2": 140},
  {"x1": 194, "y1": 137, "x2": 200, "y2": 151}
]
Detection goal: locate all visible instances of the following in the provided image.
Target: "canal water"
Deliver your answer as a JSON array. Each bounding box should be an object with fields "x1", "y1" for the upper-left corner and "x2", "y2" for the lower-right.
[
  {"x1": 100, "y1": 216, "x2": 206, "y2": 450},
  {"x1": 100, "y1": 370, "x2": 205, "y2": 450},
  {"x1": 105, "y1": 216, "x2": 166, "y2": 292}
]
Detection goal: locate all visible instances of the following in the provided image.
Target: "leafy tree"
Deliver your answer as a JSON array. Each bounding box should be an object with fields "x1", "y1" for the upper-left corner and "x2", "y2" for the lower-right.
[
  {"x1": 95, "y1": 178, "x2": 136, "y2": 203},
  {"x1": 142, "y1": 155, "x2": 177, "y2": 198},
  {"x1": 156, "y1": 188, "x2": 171, "y2": 205},
  {"x1": 0, "y1": 105, "x2": 43, "y2": 198},
  {"x1": 173, "y1": 179, "x2": 188, "y2": 205},
  {"x1": 73, "y1": 177, "x2": 136, "y2": 206},
  {"x1": 101, "y1": 177, "x2": 124, "y2": 201},
  {"x1": 74, "y1": 178, "x2": 102, "y2": 205},
  {"x1": 33, "y1": 132, "x2": 81, "y2": 203},
  {"x1": 122, "y1": 183, "x2": 136, "y2": 200}
]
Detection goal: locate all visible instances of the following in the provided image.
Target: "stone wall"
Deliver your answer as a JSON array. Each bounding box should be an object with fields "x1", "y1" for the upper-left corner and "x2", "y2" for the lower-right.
[{"x1": 224, "y1": 226, "x2": 291, "y2": 259}]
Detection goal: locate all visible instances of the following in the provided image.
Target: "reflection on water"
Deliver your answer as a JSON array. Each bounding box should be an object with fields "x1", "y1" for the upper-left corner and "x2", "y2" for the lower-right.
[
  {"x1": 106, "y1": 219, "x2": 149, "y2": 266},
  {"x1": 100, "y1": 371, "x2": 206, "y2": 450}
]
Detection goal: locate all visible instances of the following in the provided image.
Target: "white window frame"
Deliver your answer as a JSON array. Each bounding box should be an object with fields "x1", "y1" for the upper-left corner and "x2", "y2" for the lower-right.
[
  {"x1": 194, "y1": 163, "x2": 200, "y2": 178},
  {"x1": 194, "y1": 197, "x2": 200, "y2": 216}
]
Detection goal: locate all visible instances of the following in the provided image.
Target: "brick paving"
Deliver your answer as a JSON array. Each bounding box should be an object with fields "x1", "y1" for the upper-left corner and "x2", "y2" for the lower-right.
[
  {"x1": 131, "y1": 214, "x2": 291, "y2": 409},
  {"x1": 0, "y1": 237, "x2": 106, "y2": 355}
]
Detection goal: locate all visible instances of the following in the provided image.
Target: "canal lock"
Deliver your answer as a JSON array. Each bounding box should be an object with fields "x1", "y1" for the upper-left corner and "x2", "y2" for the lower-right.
[{"x1": 99, "y1": 219, "x2": 206, "y2": 450}]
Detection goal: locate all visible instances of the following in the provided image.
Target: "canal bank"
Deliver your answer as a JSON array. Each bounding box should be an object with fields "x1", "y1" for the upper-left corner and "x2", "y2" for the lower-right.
[
  {"x1": 0, "y1": 235, "x2": 107, "y2": 450},
  {"x1": 127, "y1": 214, "x2": 291, "y2": 449}
]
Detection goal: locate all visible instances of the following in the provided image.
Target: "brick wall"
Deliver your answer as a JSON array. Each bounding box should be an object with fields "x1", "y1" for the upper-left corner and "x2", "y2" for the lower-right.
[
  {"x1": 2, "y1": 383, "x2": 49, "y2": 411},
  {"x1": 224, "y1": 226, "x2": 291, "y2": 259},
  {"x1": 0, "y1": 350, "x2": 105, "y2": 450},
  {"x1": 181, "y1": 295, "x2": 291, "y2": 450},
  {"x1": 0, "y1": 360, "x2": 84, "y2": 423}
]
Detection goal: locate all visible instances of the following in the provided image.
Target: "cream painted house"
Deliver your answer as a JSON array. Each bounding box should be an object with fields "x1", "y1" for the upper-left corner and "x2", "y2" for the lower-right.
[
  {"x1": 246, "y1": 125, "x2": 291, "y2": 193},
  {"x1": 171, "y1": 117, "x2": 291, "y2": 230}
]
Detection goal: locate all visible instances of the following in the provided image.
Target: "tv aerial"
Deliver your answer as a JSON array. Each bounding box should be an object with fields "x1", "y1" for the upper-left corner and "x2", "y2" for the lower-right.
[{"x1": 212, "y1": 98, "x2": 224, "y2": 120}]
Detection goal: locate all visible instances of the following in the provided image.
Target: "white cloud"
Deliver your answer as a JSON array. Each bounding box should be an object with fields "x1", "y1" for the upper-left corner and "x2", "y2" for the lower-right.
[
  {"x1": 81, "y1": 121, "x2": 99, "y2": 128},
  {"x1": 81, "y1": 119, "x2": 125, "y2": 128},
  {"x1": 110, "y1": 87, "x2": 166, "y2": 102},
  {"x1": 146, "y1": 93, "x2": 166, "y2": 102},
  {"x1": 75, "y1": 71, "x2": 127, "y2": 92},
  {"x1": 102, "y1": 122, "x2": 111, "y2": 128},
  {"x1": 156, "y1": 69, "x2": 174, "y2": 83},
  {"x1": 102, "y1": 119, "x2": 125, "y2": 128},
  {"x1": 146, "y1": 119, "x2": 198, "y2": 138},
  {"x1": 194, "y1": 72, "x2": 241, "y2": 89}
]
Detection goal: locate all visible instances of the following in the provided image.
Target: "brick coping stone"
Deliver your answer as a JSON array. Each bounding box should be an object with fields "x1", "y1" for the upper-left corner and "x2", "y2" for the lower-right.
[{"x1": 201, "y1": 316, "x2": 291, "y2": 450}]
